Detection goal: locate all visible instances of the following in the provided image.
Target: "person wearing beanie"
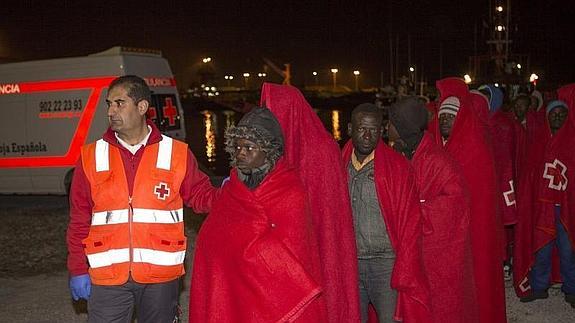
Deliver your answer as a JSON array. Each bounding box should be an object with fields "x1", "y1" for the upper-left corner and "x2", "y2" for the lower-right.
[
  {"x1": 342, "y1": 102, "x2": 429, "y2": 322},
  {"x1": 431, "y1": 77, "x2": 507, "y2": 323},
  {"x1": 388, "y1": 97, "x2": 479, "y2": 323},
  {"x1": 189, "y1": 106, "x2": 328, "y2": 322},
  {"x1": 514, "y1": 91, "x2": 575, "y2": 308},
  {"x1": 438, "y1": 96, "x2": 460, "y2": 143}
]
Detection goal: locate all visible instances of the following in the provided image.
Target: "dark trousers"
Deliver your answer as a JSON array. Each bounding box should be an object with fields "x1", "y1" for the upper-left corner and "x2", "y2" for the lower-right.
[
  {"x1": 88, "y1": 278, "x2": 179, "y2": 323},
  {"x1": 358, "y1": 257, "x2": 397, "y2": 323},
  {"x1": 530, "y1": 207, "x2": 575, "y2": 295}
]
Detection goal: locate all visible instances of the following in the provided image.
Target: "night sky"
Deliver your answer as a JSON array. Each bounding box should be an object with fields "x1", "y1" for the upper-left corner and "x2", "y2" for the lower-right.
[{"x1": 1, "y1": 0, "x2": 574, "y2": 89}]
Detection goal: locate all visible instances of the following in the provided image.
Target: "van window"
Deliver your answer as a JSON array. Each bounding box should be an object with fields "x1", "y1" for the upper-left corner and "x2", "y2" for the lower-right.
[{"x1": 147, "y1": 94, "x2": 181, "y2": 132}]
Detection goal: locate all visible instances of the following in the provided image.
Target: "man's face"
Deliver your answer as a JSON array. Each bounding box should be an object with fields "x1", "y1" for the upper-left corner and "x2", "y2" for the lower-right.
[
  {"x1": 233, "y1": 138, "x2": 267, "y2": 174},
  {"x1": 548, "y1": 106, "x2": 568, "y2": 133},
  {"x1": 106, "y1": 86, "x2": 147, "y2": 135},
  {"x1": 348, "y1": 112, "x2": 382, "y2": 156},
  {"x1": 513, "y1": 98, "x2": 530, "y2": 122},
  {"x1": 439, "y1": 113, "x2": 456, "y2": 139}
]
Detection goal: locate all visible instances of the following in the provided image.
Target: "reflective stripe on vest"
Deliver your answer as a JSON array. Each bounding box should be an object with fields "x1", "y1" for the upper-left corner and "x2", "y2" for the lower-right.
[
  {"x1": 92, "y1": 208, "x2": 184, "y2": 225},
  {"x1": 95, "y1": 135, "x2": 173, "y2": 172},
  {"x1": 87, "y1": 248, "x2": 185, "y2": 268},
  {"x1": 132, "y1": 248, "x2": 186, "y2": 266},
  {"x1": 87, "y1": 248, "x2": 130, "y2": 268},
  {"x1": 95, "y1": 139, "x2": 109, "y2": 172}
]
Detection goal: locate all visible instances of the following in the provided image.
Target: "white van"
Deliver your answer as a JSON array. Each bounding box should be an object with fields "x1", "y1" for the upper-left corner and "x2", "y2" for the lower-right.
[{"x1": 0, "y1": 47, "x2": 186, "y2": 194}]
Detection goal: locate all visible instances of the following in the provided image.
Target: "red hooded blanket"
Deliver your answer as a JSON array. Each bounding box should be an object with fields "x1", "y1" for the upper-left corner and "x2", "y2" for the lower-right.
[
  {"x1": 513, "y1": 84, "x2": 575, "y2": 297},
  {"x1": 489, "y1": 109, "x2": 519, "y2": 225},
  {"x1": 189, "y1": 161, "x2": 326, "y2": 322},
  {"x1": 413, "y1": 131, "x2": 479, "y2": 323},
  {"x1": 431, "y1": 78, "x2": 507, "y2": 323},
  {"x1": 342, "y1": 140, "x2": 430, "y2": 323},
  {"x1": 260, "y1": 83, "x2": 361, "y2": 322}
]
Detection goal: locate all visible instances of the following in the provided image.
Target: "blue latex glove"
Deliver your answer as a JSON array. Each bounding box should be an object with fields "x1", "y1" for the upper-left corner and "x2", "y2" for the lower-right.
[{"x1": 70, "y1": 274, "x2": 91, "y2": 301}]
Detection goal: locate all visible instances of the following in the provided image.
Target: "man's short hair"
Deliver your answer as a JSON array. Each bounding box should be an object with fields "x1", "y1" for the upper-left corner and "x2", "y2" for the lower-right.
[
  {"x1": 108, "y1": 75, "x2": 151, "y2": 104},
  {"x1": 351, "y1": 103, "x2": 383, "y2": 125}
]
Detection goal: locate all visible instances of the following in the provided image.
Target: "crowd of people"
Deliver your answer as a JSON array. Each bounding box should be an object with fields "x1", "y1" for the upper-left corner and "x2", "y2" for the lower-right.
[{"x1": 66, "y1": 75, "x2": 574, "y2": 322}]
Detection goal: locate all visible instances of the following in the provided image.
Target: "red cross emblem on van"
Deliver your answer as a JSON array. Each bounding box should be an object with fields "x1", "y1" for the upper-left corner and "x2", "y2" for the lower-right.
[{"x1": 154, "y1": 182, "x2": 171, "y2": 200}]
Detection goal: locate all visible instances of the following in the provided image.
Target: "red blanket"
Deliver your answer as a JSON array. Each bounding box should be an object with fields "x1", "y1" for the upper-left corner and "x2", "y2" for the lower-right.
[
  {"x1": 431, "y1": 78, "x2": 507, "y2": 323},
  {"x1": 413, "y1": 132, "x2": 479, "y2": 323},
  {"x1": 189, "y1": 161, "x2": 326, "y2": 322},
  {"x1": 514, "y1": 84, "x2": 575, "y2": 296},
  {"x1": 342, "y1": 140, "x2": 430, "y2": 323},
  {"x1": 260, "y1": 83, "x2": 361, "y2": 322},
  {"x1": 489, "y1": 110, "x2": 518, "y2": 225}
]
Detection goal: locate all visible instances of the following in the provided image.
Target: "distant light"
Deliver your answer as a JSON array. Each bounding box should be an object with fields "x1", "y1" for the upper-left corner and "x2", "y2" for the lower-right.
[
  {"x1": 312, "y1": 71, "x2": 318, "y2": 76},
  {"x1": 496, "y1": 25, "x2": 505, "y2": 32},
  {"x1": 225, "y1": 75, "x2": 234, "y2": 80},
  {"x1": 516, "y1": 63, "x2": 522, "y2": 69},
  {"x1": 257, "y1": 73, "x2": 267, "y2": 77},
  {"x1": 331, "y1": 68, "x2": 338, "y2": 74},
  {"x1": 243, "y1": 73, "x2": 250, "y2": 77},
  {"x1": 202, "y1": 57, "x2": 212, "y2": 63},
  {"x1": 496, "y1": 6, "x2": 503, "y2": 12},
  {"x1": 215, "y1": 92, "x2": 220, "y2": 96},
  {"x1": 530, "y1": 73, "x2": 539, "y2": 82},
  {"x1": 210, "y1": 87, "x2": 216, "y2": 91},
  {"x1": 494, "y1": 83, "x2": 500, "y2": 87},
  {"x1": 353, "y1": 70, "x2": 360, "y2": 76},
  {"x1": 409, "y1": 66, "x2": 415, "y2": 72},
  {"x1": 463, "y1": 74, "x2": 472, "y2": 84}
]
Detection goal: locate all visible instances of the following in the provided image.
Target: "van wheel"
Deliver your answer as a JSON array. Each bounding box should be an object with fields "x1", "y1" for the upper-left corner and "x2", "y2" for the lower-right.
[{"x1": 64, "y1": 169, "x2": 75, "y2": 195}]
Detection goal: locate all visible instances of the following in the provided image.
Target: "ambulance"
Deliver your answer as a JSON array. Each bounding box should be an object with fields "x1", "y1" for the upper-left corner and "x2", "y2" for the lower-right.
[{"x1": 0, "y1": 47, "x2": 186, "y2": 194}]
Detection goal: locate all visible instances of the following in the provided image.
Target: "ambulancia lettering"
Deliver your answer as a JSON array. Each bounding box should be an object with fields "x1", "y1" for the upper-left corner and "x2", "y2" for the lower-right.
[{"x1": 0, "y1": 84, "x2": 20, "y2": 94}]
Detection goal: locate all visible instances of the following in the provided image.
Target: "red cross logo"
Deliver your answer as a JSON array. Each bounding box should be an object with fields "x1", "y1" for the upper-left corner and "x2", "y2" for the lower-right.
[
  {"x1": 154, "y1": 182, "x2": 171, "y2": 200},
  {"x1": 518, "y1": 276, "x2": 531, "y2": 293},
  {"x1": 543, "y1": 159, "x2": 568, "y2": 191},
  {"x1": 147, "y1": 106, "x2": 157, "y2": 121},
  {"x1": 162, "y1": 97, "x2": 178, "y2": 126},
  {"x1": 503, "y1": 180, "x2": 516, "y2": 206}
]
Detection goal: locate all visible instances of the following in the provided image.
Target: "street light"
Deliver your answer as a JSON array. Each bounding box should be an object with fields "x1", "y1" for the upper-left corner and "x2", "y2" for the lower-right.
[
  {"x1": 496, "y1": 6, "x2": 503, "y2": 12},
  {"x1": 312, "y1": 71, "x2": 318, "y2": 86},
  {"x1": 243, "y1": 73, "x2": 250, "y2": 89},
  {"x1": 496, "y1": 25, "x2": 505, "y2": 32},
  {"x1": 257, "y1": 73, "x2": 267, "y2": 77},
  {"x1": 202, "y1": 57, "x2": 212, "y2": 63},
  {"x1": 409, "y1": 66, "x2": 416, "y2": 91},
  {"x1": 330, "y1": 68, "x2": 338, "y2": 90},
  {"x1": 224, "y1": 75, "x2": 234, "y2": 86},
  {"x1": 516, "y1": 63, "x2": 522, "y2": 69},
  {"x1": 464, "y1": 74, "x2": 472, "y2": 84},
  {"x1": 353, "y1": 70, "x2": 360, "y2": 91}
]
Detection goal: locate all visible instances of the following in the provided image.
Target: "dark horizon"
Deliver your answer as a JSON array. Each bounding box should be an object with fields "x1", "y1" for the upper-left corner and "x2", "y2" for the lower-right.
[{"x1": 1, "y1": 1, "x2": 574, "y2": 89}]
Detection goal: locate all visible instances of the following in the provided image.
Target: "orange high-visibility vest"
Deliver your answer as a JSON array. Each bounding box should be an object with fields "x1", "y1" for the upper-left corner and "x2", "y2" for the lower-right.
[{"x1": 81, "y1": 135, "x2": 188, "y2": 285}]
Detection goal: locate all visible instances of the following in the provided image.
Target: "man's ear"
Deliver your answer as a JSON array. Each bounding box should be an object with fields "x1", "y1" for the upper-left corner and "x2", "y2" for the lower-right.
[
  {"x1": 137, "y1": 99, "x2": 150, "y2": 116},
  {"x1": 347, "y1": 123, "x2": 353, "y2": 136}
]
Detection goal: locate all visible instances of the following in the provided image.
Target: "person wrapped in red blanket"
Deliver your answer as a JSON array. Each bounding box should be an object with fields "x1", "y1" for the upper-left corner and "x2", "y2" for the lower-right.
[
  {"x1": 514, "y1": 84, "x2": 575, "y2": 308},
  {"x1": 260, "y1": 83, "x2": 362, "y2": 322},
  {"x1": 342, "y1": 103, "x2": 429, "y2": 322},
  {"x1": 430, "y1": 77, "x2": 507, "y2": 323},
  {"x1": 189, "y1": 107, "x2": 328, "y2": 322},
  {"x1": 388, "y1": 97, "x2": 479, "y2": 323}
]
